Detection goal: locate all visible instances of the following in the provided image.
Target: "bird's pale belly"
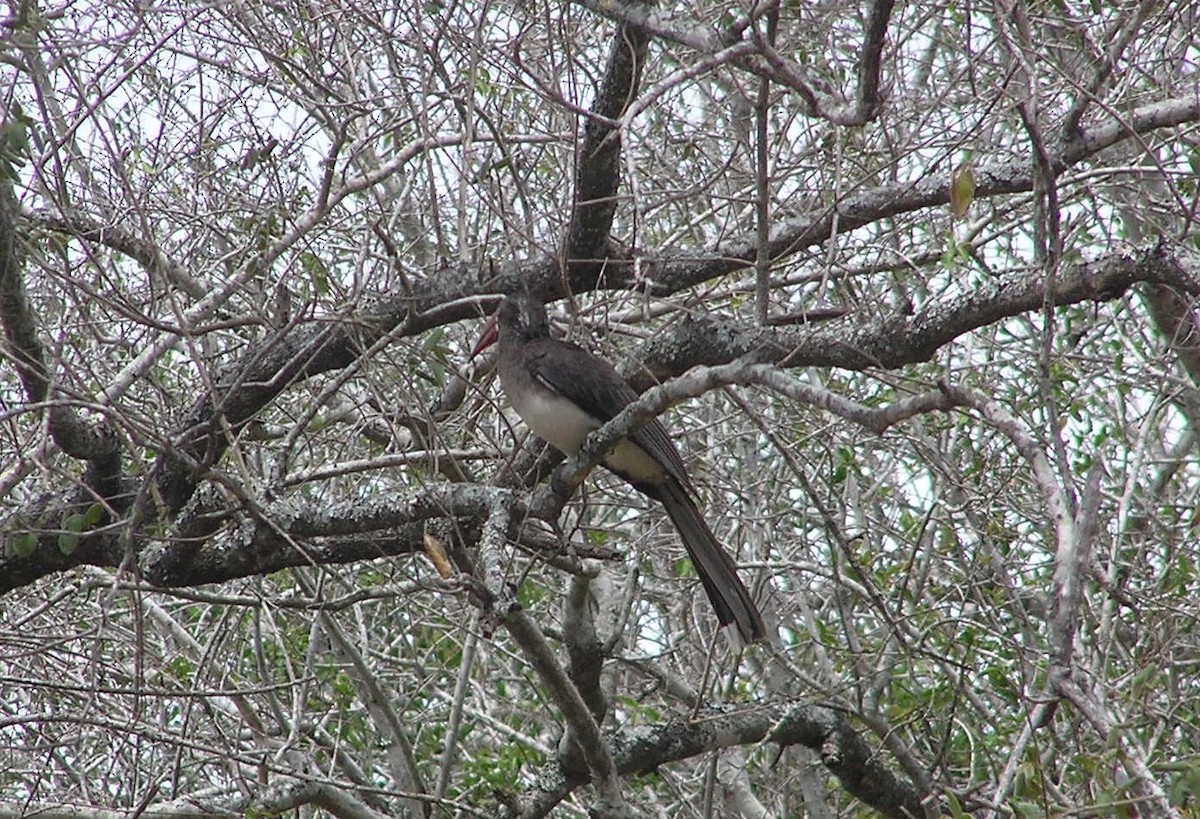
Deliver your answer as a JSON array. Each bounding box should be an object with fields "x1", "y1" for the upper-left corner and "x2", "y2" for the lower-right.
[{"x1": 507, "y1": 383, "x2": 666, "y2": 483}]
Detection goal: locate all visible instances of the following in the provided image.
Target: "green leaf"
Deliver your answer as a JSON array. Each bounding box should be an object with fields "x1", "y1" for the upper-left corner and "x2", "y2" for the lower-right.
[
  {"x1": 0, "y1": 104, "x2": 32, "y2": 182},
  {"x1": 945, "y1": 789, "x2": 966, "y2": 819},
  {"x1": 58, "y1": 531, "x2": 80, "y2": 555},
  {"x1": 1012, "y1": 800, "x2": 1042, "y2": 819},
  {"x1": 166, "y1": 655, "x2": 194, "y2": 683},
  {"x1": 83, "y1": 502, "x2": 105, "y2": 526},
  {"x1": 301, "y1": 251, "x2": 329, "y2": 295},
  {"x1": 10, "y1": 530, "x2": 37, "y2": 557},
  {"x1": 585, "y1": 528, "x2": 609, "y2": 545},
  {"x1": 831, "y1": 446, "x2": 854, "y2": 484}
]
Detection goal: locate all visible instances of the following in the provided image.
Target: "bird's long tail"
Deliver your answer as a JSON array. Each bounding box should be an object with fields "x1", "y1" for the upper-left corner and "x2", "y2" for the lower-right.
[{"x1": 652, "y1": 479, "x2": 767, "y2": 646}]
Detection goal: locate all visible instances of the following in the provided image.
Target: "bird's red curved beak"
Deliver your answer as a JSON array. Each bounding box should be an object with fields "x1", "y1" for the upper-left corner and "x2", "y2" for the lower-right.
[{"x1": 469, "y1": 314, "x2": 499, "y2": 360}]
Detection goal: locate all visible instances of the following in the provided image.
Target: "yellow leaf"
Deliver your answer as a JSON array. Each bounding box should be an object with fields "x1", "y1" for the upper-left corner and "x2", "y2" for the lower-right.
[
  {"x1": 423, "y1": 531, "x2": 454, "y2": 579},
  {"x1": 950, "y1": 160, "x2": 975, "y2": 220}
]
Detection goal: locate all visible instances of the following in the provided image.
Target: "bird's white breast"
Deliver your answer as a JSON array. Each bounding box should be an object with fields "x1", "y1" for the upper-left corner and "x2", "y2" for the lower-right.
[{"x1": 505, "y1": 376, "x2": 665, "y2": 483}]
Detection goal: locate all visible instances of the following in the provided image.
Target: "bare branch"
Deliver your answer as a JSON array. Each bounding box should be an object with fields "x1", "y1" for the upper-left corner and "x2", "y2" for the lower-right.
[
  {"x1": 565, "y1": 22, "x2": 649, "y2": 264},
  {"x1": 508, "y1": 702, "x2": 929, "y2": 819}
]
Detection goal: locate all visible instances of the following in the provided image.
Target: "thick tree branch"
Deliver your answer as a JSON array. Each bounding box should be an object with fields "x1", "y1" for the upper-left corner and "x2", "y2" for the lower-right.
[
  {"x1": 503, "y1": 702, "x2": 929, "y2": 819},
  {"x1": 147, "y1": 91, "x2": 1200, "y2": 517},
  {"x1": 26, "y1": 208, "x2": 207, "y2": 299},
  {"x1": 565, "y1": 22, "x2": 649, "y2": 263},
  {"x1": 142, "y1": 483, "x2": 512, "y2": 587},
  {"x1": 505, "y1": 610, "x2": 630, "y2": 817},
  {"x1": 0, "y1": 187, "x2": 121, "y2": 475},
  {"x1": 0, "y1": 779, "x2": 397, "y2": 819},
  {"x1": 641, "y1": 94, "x2": 1200, "y2": 294},
  {"x1": 569, "y1": 0, "x2": 886, "y2": 126},
  {"x1": 1143, "y1": 282, "x2": 1200, "y2": 388},
  {"x1": 533, "y1": 363, "x2": 965, "y2": 516},
  {"x1": 854, "y1": 0, "x2": 895, "y2": 123},
  {"x1": 311, "y1": 580, "x2": 431, "y2": 819},
  {"x1": 630, "y1": 242, "x2": 1200, "y2": 386}
]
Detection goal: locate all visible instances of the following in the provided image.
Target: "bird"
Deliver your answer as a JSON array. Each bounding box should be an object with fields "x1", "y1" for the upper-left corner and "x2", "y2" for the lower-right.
[{"x1": 471, "y1": 292, "x2": 766, "y2": 645}]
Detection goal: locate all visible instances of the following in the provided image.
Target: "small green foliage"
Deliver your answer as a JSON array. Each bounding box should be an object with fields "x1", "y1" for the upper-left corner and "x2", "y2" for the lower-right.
[
  {"x1": 1167, "y1": 757, "x2": 1200, "y2": 808},
  {"x1": 166, "y1": 655, "x2": 195, "y2": 684},
  {"x1": 1164, "y1": 553, "x2": 1195, "y2": 594},
  {"x1": 987, "y1": 665, "x2": 1019, "y2": 705},
  {"x1": 615, "y1": 695, "x2": 661, "y2": 725},
  {"x1": 329, "y1": 669, "x2": 355, "y2": 709},
  {"x1": 53, "y1": 530, "x2": 76, "y2": 556},
  {"x1": 831, "y1": 446, "x2": 854, "y2": 484},
  {"x1": 630, "y1": 769, "x2": 664, "y2": 789},
  {"x1": 1128, "y1": 662, "x2": 1160, "y2": 695},
  {"x1": 516, "y1": 578, "x2": 548, "y2": 608},
  {"x1": 10, "y1": 530, "x2": 37, "y2": 557},
  {"x1": 1011, "y1": 800, "x2": 1043, "y2": 819},
  {"x1": 1013, "y1": 751, "x2": 1043, "y2": 800},
  {"x1": 356, "y1": 568, "x2": 386, "y2": 587},
  {"x1": 458, "y1": 740, "x2": 533, "y2": 795},
  {"x1": 300, "y1": 251, "x2": 329, "y2": 295},
  {"x1": 940, "y1": 233, "x2": 972, "y2": 269},
  {"x1": 83, "y1": 502, "x2": 105, "y2": 526},
  {"x1": 416, "y1": 326, "x2": 450, "y2": 385},
  {"x1": 0, "y1": 103, "x2": 32, "y2": 182},
  {"x1": 58, "y1": 512, "x2": 86, "y2": 555},
  {"x1": 950, "y1": 157, "x2": 975, "y2": 219},
  {"x1": 584, "y1": 528, "x2": 609, "y2": 546},
  {"x1": 897, "y1": 508, "x2": 920, "y2": 538},
  {"x1": 945, "y1": 790, "x2": 966, "y2": 819},
  {"x1": 474, "y1": 66, "x2": 493, "y2": 96}
]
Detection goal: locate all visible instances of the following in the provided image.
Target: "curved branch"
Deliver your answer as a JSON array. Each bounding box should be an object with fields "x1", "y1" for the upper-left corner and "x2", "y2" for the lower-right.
[
  {"x1": 136, "y1": 92, "x2": 1200, "y2": 518},
  {"x1": 566, "y1": 21, "x2": 649, "y2": 263},
  {"x1": 854, "y1": 0, "x2": 895, "y2": 123},
  {"x1": 569, "y1": 0, "x2": 885, "y2": 126},
  {"x1": 4, "y1": 97, "x2": 1197, "y2": 595},
  {"x1": 141, "y1": 483, "x2": 513, "y2": 587},
  {"x1": 630, "y1": 242, "x2": 1200, "y2": 385},
  {"x1": 26, "y1": 208, "x2": 207, "y2": 299},
  {"x1": 534, "y1": 362, "x2": 965, "y2": 515},
  {"x1": 505, "y1": 702, "x2": 929, "y2": 819},
  {"x1": 641, "y1": 94, "x2": 1200, "y2": 294},
  {"x1": 1, "y1": 189, "x2": 121, "y2": 472},
  {"x1": 0, "y1": 779, "x2": 396, "y2": 819}
]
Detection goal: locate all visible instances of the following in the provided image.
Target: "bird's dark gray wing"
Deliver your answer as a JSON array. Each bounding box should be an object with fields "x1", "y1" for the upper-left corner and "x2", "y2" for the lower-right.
[{"x1": 522, "y1": 338, "x2": 697, "y2": 495}]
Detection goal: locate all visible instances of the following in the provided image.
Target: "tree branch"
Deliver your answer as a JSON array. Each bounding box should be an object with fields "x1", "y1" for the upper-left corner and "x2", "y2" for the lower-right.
[
  {"x1": 26, "y1": 208, "x2": 207, "y2": 299},
  {"x1": 3, "y1": 242, "x2": 1195, "y2": 593},
  {"x1": 534, "y1": 362, "x2": 965, "y2": 515},
  {"x1": 854, "y1": 0, "x2": 895, "y2": 123},
  {"x1": 0, "y1": 187, "x2": 121, "y2": 476},
  {"x1": 565, "y1": 21, "x2": 649, "y2": 264},
  {"x1": 630, "y1": 242, "x2": 1200, "y2": 386},
  {"x1": 505, "y1": 610, "x2": 631, "y2": 817},
  {"x1": 504, "y1": 701, "x2": 930, "y2": 819},
  {"x1": 569, "y1": 0, "x2": 887, "y2": 126}
]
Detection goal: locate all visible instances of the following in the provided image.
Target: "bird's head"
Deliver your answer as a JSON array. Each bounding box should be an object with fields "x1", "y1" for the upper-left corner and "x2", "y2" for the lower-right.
[{"x1": 469, "y1": 293, "x2": 549, "y2": 359}]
